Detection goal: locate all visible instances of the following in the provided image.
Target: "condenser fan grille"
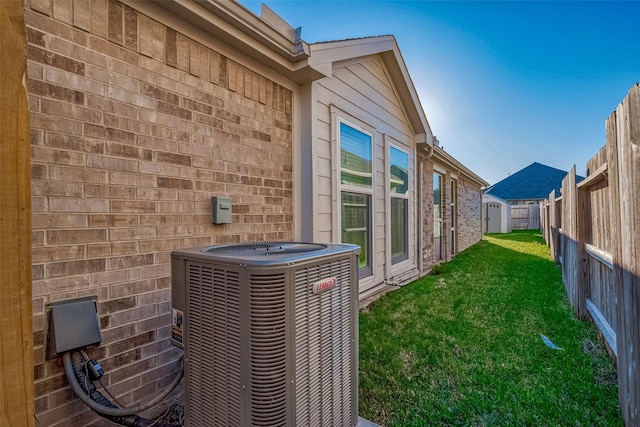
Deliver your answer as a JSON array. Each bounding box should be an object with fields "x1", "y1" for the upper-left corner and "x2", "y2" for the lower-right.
[
  {"x1": 249, "y1": 273, "x2": 288, "y2": 427},
  {"x1": 294, "y1": 258, "x2": 354, "y2": 426},
  {"x1": 203, "y1": 242, "x2": 327, "y2": 256},
  {"x1": 186, "y1": 264, "x2": 242, "y2": 426}
]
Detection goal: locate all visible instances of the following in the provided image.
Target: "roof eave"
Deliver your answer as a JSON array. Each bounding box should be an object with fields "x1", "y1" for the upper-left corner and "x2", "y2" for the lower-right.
[
  {"x1": 432, "y1": 145, "x2": 489, "y2": 188},
  {"x1": 309, "y1": 36, "x2": 434, "y2": 147},
  {"x1": 125, "y1": 0, "x2": 326, "y2": 84}
]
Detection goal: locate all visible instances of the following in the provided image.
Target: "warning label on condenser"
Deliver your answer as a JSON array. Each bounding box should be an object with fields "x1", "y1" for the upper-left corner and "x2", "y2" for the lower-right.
[{"x1": 171, "y1": 308, "x2": 183, "y2": 344}]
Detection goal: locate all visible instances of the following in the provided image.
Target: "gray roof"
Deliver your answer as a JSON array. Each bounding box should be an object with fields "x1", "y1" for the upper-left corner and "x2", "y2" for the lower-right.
[{"x1": 484, "y1": 162, "x2": 584, "y2": 201}]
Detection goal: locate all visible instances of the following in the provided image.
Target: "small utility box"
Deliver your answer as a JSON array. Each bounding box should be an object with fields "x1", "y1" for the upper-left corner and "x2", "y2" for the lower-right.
[
  {"x1": 211, "y1": 196, "x2": 232, "y2": 224},
  {"x1": 47, "y1": 297, "x2": 101, "y2": 358}
]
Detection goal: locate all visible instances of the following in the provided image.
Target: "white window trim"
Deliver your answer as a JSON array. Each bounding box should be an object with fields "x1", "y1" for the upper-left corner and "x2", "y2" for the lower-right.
[
  {"x1": 332, "y1": 110, "x2": 376, "y2": 279},
  {"x1": 434, "y1": 164, "x2": 447, "y2": 175},
  {"x1": 434, "y1": 171, "x2": 444, "y2": 261},
  {"x1": 386, "y1": 136, "x2": 415, "y2": 275}
]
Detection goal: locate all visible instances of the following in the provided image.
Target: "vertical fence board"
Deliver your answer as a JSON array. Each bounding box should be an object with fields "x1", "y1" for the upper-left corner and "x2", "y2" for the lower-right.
[
  {"x1": 548, "y1": 190, "x2": 558, "y2": 262},
  {"x1": 561, "y1": 167, "x2": 580, "y2": 315},
  {"x1": 540, "y1": 84, "x2": 640, "y2": 425},
  {"x1": 577, "y1": 182, "x2": 591, "y2": 320},
  {"x1": 511, "y1": 205, "x2": 541, "y2": 230},
  {"x1": 0, "y1": 1, "x2": 34, "y2": 425},
  {"x1": 615, "y1": 84, "x2": 640, "y2": 426},
  {"x1": 555, "y1": 197, "x2": 562, "y2": 264},
  {"x1": 605, "y1": 108, "x2": 621, "y2": 353}
]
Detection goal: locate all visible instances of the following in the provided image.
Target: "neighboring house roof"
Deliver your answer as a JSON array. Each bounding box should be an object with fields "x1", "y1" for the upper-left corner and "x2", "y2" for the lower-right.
[{"x1": 484, "y1": 162, "x2": 584, "y2": 201}]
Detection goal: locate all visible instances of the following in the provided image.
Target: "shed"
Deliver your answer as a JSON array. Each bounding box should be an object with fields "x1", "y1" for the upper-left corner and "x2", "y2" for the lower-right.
[{"x1": 482, "y1": 194, "x2": 511, "y2": 233}]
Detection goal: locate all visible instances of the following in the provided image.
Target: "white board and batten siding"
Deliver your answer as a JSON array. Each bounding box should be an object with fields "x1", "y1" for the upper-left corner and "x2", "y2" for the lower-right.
[{"x1": 310, "y1": 55, "x2": 420, "y2": 294}]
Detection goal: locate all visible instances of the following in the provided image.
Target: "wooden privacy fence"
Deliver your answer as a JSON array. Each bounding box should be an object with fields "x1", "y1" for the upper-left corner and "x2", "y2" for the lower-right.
[
  {"x1": 540, "y1": 83, "x2": 640, "y2": 426},
  {"x1": 511, "y1": 204, "x2": 540, "y2": 230}
]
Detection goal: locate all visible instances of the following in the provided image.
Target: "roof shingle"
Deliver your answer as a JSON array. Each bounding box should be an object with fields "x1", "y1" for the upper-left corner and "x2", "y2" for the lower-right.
[{"x1": 484, "y1": 162, "x2": 584, "y2": 201}]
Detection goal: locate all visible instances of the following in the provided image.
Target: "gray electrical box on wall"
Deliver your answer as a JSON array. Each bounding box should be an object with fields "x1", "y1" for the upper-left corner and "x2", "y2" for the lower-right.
[
  {"x1": 211, "y1": 196, "x2": 232, "y2": 224},
  {"x1": 47, "y1": 297, "x2": 102, "y2": 358}
]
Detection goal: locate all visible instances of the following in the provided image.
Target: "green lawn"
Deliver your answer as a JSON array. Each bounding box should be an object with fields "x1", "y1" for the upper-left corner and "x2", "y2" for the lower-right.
[{"x1": 359, "y1": 230, "x2": 622, "y2": 426}]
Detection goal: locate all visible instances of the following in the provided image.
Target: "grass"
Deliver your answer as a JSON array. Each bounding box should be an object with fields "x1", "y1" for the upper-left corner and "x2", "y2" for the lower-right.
[{"x1": 358, "y1": 230, "x2": 622, "y2": 426}]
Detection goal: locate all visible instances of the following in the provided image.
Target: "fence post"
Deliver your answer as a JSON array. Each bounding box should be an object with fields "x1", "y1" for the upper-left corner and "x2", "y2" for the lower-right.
[
  {"x1": 0, "y1": 1, "x2": 34, "y2": 425},
  {"x1": 576, "y1": 179, "x2": 590, "y2": 320},
  {"x1": 604, "y1": 104, "x2": 621, "y2": 359},
  {"x1": 562, "y1": 167, "x2": 582, "y2": 316},
  {"x1": 614, "y1": 83, "x2": 640, "y2": 427},
  {"x1": 543, "y1": 200, "x2": 550, "y2": 244},
  {"x1": 548, "y1": 190, "x2": 557, "y2": 261}
]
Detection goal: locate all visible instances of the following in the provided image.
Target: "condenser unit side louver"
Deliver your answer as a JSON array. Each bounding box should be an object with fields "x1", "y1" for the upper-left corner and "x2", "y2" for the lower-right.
[{"x1": 171, "y1": 242, "x2": 360, "y2": 427}]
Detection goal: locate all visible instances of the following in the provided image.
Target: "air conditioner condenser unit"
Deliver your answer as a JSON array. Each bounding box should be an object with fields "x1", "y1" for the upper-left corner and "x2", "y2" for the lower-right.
[{"x1": 171, "y1": 242, "x2": 360, "y2": 427}]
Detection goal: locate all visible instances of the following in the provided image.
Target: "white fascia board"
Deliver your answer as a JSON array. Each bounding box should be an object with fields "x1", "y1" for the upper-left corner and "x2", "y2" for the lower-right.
[
  {"x1": 308, "y1": 36, "x2": 397, "y2": 67},
  {"x1": 194, "y1": 0, "x2": 306, "y2": 58},
  {"x1": 380, "y1": 49, "x2": 433, "y2": 145},
  {"x1": 309, "y1": 36, "x2": 434, "y2": 147}
]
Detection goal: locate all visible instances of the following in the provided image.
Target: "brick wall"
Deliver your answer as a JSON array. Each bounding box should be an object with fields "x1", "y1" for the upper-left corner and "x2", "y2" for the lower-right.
[
  {"x1": 27, "y1": 1, "x2": 293, "y2": 424},
  {"x1": 422, "y1": 161, "x2": 483, "y2": 270},
  {"x1": 456, "y1": 177, "x2": 483, "y2": 253},
  {"x1": 421, "y1": 161, "x2": 435, "y2": 269}
]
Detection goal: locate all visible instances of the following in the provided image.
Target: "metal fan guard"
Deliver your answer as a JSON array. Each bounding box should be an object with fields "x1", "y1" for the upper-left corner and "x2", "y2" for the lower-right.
[{"x1": 202, "y1": 242, "x2": 327, "y2": 256}]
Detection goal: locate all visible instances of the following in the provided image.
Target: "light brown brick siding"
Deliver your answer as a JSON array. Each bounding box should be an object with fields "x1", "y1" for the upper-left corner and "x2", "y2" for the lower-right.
[
  {"x1": 27, "y1": 1, "x2": 293, "y2": 424},
  {"x1": 421, "y1": 161, "x2": 435, "y2": 268},
  {"x1": 456, "y1": 177, "x2": 483, "y2": 253},
  {"x1": 422, "y1": 161, "x2": 483, "y2": 270}
]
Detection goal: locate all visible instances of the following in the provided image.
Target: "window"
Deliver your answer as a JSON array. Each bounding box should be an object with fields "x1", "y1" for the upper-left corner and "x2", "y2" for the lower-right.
[
  {"x1": 339, "y1": 121, "x2": 373, "y2": 276},
  {"x1": 434, "y1": 172, "x2": 443, "y2": 260},
  {"x1": 450, "y1": 179, "x2": 457, "y2": 255},
  {"x1": 390, "y1": 146, "x2": 409, "y2": 264},
  {"x1": 341, "y1": 192, "x2": 371, "y2": 272},
  {"x1": 340, "y1": 122, "x2": 372, "y2": 187}
]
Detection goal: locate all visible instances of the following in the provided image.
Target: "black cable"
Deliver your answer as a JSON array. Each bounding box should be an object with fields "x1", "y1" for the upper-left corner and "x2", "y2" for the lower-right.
[
  {"x1": 63, "y1": 350, "x2": 183, "y2": 425},
  {"x1": 97, "y1": 376, "x2": 125, "y2": 408},
  {"x1": 79, "y1": 350, "x2": 126, "y2": 408},
  {"x1": 71, "y1": 352, "x2": 118, "y2": 410}
]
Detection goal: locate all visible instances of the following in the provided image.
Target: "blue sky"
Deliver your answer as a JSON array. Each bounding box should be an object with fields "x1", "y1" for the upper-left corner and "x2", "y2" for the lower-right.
[{"x1": 237, "y1": 1, "x2": 640, "y2": 185}]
